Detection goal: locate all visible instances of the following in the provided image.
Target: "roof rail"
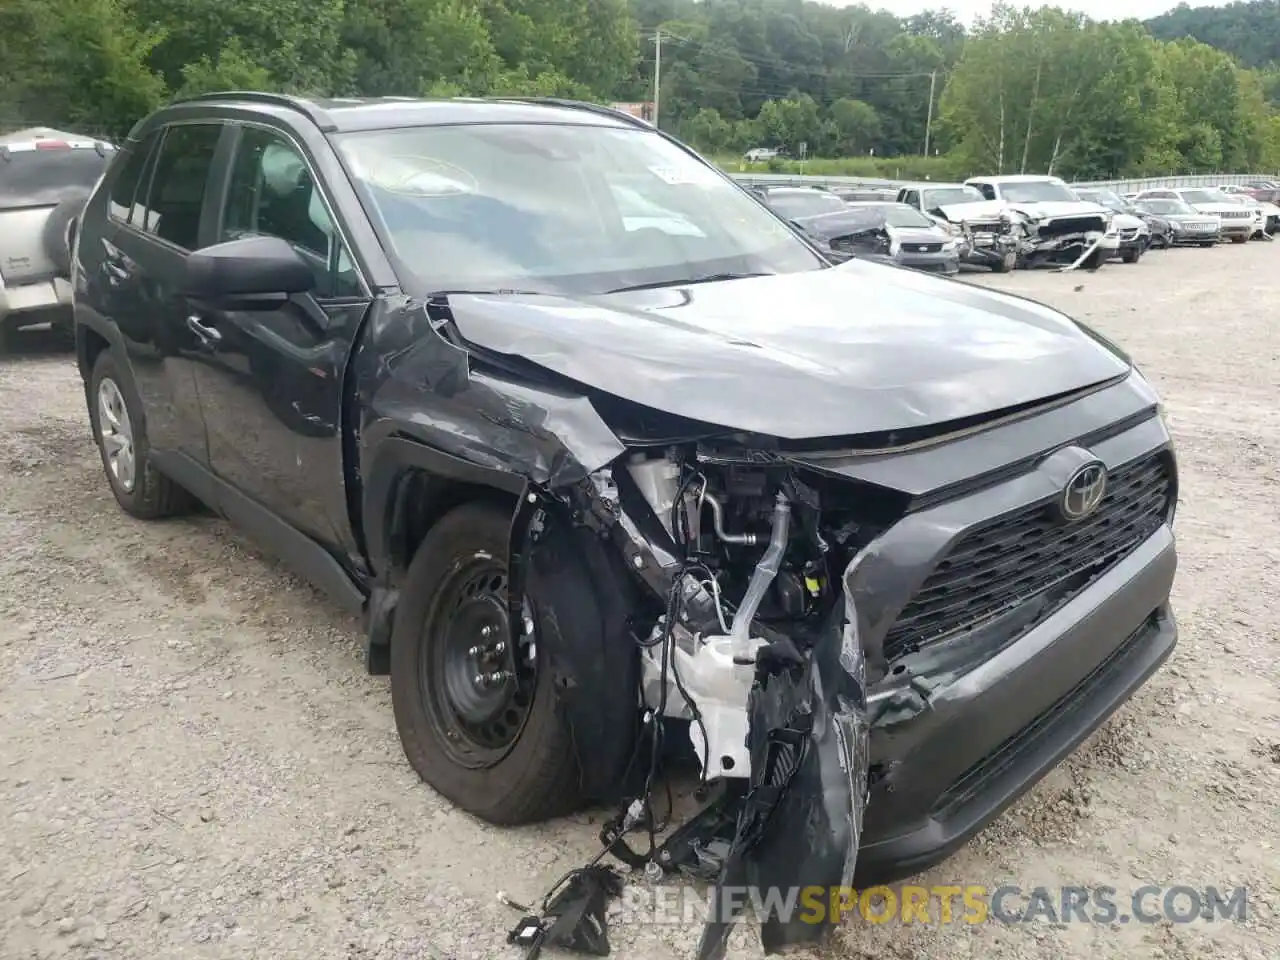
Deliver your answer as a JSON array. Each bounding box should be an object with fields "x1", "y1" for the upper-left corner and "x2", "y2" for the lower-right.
[
  {"x1": 169, "y1": 91, "x2": 337, "y2": 131},
  {"x1": 498, "y1": 97, "x2": 653, "y2": 130}
]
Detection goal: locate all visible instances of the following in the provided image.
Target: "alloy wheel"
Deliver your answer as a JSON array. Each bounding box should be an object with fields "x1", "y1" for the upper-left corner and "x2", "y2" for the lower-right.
[{"x1": 96, "y1": 377, "x2": 136, "y2": 493}]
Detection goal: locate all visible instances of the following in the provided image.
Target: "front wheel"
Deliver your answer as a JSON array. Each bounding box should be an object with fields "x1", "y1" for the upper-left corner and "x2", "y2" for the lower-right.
[
  {"x1": 390, "y1": 502, "x2": 634, "y2": 825},
  {"x1": 1120, "y1": 245, "x2": 1141, "y2": 264},
  {"x1": 1230, "y1": 235, "x2": 1248, "y2": 244}
]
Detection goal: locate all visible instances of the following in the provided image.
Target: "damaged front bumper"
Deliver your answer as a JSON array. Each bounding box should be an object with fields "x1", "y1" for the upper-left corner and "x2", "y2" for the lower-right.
[{"x1": 858, "y1": 538, "x2": 1176, "y2": 881}]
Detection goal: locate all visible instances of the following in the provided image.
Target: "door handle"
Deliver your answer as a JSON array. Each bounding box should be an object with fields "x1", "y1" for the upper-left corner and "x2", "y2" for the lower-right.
[
  {"x1": 187, "y1": 314, "x2": 222, "y2": 344},
  {"x1": 103, "y1": 260, "x2": 129, "y2": 282}
]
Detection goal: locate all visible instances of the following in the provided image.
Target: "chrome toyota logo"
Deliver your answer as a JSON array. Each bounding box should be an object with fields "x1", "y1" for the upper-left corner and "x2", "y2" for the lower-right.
[{"x1": 1060, "y1": 461, "x2": 1107, "y2": 521}]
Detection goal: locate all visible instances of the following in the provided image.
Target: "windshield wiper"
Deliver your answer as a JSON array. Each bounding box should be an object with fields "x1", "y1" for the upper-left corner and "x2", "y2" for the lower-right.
[{"x1": 605, "y1": 272, "x2": 772, "y2": 294}]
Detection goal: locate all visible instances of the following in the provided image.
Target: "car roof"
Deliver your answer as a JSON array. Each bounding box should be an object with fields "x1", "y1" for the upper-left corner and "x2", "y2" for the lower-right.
[
  {"x1": 147, "y1": 93, "x2": 650, "y2": 136},
  {"x1": 967, "y1": 174, "x2": 1065, "y2": 184}
]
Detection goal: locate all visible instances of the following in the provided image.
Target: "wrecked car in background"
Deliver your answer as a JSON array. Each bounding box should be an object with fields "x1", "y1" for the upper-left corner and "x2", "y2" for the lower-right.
[
  {"x1": 836, "y1": 201, "x2": 961, "y2": 273},
  {"x1": 1132, "y1": 197, "x2": 1221, "y2": 247},
  {"x1": 1072, "y1": 188, "x2": 1153, "y2": 262},
  {"x1": 895, "y1": 182, "x2": 1019, "y2": 272},
  {"x1": 71, "y1": 93, "x2": 1181, "y2": 959},
  {"x1": 966, "y1": 174, "x2": 1118, "y2": 270}
]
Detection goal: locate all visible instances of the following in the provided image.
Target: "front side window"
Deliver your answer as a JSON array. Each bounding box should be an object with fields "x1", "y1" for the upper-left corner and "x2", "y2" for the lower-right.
[
  {"x1": 335, "y1": 123, "x2": 826, "y2": 295},
  {"x1": 141, "y1": 124, "x2": 222, "y2": 249},
  {"x1": 221, "y1": 127, "x2": 360, "y2": 297}
]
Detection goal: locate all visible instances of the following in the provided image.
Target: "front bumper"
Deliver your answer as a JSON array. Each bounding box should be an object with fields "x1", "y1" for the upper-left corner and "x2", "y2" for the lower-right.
[
  {"x1": 1219, "y1": 221, "x2": 1253, "y2": 238},
  {"x1": 834, "y1": 396, "x2": 1178, "y2": 884},
  {"x1": 960, "y1": 232, "x2": 1017, "y2": 266},
  {"x1": 896, "y1": 250, "x2": 960, "y2": 274},
  {"x1": 857, "y1": 533, "x2": 1176, "y2": 882}
]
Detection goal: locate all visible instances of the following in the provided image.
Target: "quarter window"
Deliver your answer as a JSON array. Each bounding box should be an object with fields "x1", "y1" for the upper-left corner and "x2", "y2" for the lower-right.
[
  {"x1": 107, "y1": 131, "x2": 161, "y2": 224},
  {"x1": 141, "y1": 124, "x2": 222, "y2": 249},
  {"x1": 220, "y1": 127, "x2": 360, "y2": 298}
]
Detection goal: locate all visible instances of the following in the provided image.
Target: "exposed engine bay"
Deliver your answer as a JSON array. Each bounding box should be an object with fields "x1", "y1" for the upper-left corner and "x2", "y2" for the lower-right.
[{"x1": 532, "y1": 445, "x2": 876, "y2": 960}]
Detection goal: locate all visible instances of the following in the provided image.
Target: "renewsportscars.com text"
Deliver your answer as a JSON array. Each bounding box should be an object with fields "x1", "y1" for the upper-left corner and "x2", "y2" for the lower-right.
[{"x1": 618, "y1": 884, "x2": 1249, "y2": 927}]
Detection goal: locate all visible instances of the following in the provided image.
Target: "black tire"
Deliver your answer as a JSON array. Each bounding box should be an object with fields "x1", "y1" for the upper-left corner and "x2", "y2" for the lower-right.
[
  {"x1": 1230, "y1": 235, "x2": 1248, "y2": 244},
  {"x1": 390, "y1": 502, "x2": 632, "y2": 825},
  {"x1": 41, "y1": 190, "x2": 91, "y2": 277},
  {"x1": 1082, "y1": 248, "x2": 1105, "y2": 271},
  {"x1": 1120, "y1": 246, "x2": 1141, "y2": 264},
  {"x1": 990, "y1": 250, "x2": 1016, "y2": 273},
  {"x1": 1199, "y1": 241, "x2": 1216, "y2": 248},
  {"x1": 88, "y1": 350, "x2": 193, "y2": 519}
]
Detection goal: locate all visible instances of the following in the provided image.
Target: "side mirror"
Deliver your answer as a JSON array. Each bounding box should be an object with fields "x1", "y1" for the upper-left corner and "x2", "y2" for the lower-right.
[{"x1": 183, "y1": 235, "x2": 315, "y2": 303}]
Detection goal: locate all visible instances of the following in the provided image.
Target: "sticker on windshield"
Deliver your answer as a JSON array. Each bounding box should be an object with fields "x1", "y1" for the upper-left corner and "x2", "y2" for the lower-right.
[{"x1": 648, "y1": 164, "x2": 720, "y2": 186}]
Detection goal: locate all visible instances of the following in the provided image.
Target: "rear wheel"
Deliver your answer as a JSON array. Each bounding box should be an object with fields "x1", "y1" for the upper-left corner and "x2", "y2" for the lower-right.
[{"x1": 88, "y1": 351, "x2": 193, "y2": 519}]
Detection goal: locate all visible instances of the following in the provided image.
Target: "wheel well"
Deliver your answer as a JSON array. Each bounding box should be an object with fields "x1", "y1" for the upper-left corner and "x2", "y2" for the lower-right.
[
  {"x1": 77, "y1": 326, "x2": 110, "y2": 383},
  {"x1": 385, "y1": 469, "x2": 517, "y2": 580}
]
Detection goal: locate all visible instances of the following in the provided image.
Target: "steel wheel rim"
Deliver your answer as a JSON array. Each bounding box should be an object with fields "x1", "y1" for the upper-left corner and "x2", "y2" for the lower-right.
[
  {"x1": 420, "y1": 557, "x2": 538, "y2": 770},
  {"x1": 96, "y1": 378, "x2": 136, "y2": 493}
]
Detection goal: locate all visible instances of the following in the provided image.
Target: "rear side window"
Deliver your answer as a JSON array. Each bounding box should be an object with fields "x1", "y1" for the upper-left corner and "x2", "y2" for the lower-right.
[
  {"x1": 108, "y1": 132, "x2": 161, "y2": 223},
  {"x1": 0, "y1": 146, "x2": 113, "y2": 209},
  {"x1": 140, "y1": 124, "x2": 222, "y2": 250}
]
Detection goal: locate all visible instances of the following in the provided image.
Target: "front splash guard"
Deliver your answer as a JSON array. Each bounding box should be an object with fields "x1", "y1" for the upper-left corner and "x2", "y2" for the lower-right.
[{"x1": 694, "y1": 592, "x2": 870, "y2": 958}]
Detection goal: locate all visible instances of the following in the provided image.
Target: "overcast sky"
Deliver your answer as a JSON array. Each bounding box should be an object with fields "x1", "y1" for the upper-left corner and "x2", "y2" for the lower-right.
[{"x1": 820, "y1": 0, "x2": 1223, "y2": 26}]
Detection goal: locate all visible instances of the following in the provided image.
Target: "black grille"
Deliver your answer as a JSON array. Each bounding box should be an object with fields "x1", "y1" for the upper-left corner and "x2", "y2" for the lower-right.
[
  {"x1": 905, "y1": 243, "x2": 942, "y2": 253},
  {"x1": 883, "y1": 452, "x2": 1173, "y2": 661}
]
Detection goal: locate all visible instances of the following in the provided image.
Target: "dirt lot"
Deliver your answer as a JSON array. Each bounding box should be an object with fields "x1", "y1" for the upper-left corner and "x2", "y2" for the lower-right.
[{"x1": 2, "y1": 244, "x2": 1278, "y2": 960}]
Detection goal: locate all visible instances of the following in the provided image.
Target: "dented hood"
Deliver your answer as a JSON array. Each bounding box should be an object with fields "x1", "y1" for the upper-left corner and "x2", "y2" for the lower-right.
[
  {"x1": 1006, "y1": 199, "x2": 1109, "y2": 221},
  {"x1": 446, "y1": 264, "x2": 1130, "y2": 441}
]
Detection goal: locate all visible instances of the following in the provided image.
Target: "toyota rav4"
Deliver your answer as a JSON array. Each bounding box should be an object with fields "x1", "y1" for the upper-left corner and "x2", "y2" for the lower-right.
[{"x1": 71, "y1": 93, "x2": 1179, "y2": 959}]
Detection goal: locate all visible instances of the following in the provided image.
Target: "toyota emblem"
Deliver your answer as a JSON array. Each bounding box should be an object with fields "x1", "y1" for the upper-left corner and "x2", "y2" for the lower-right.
[{"x1": 1059, "y1": 461, "x2": 1107, "y2": 521}]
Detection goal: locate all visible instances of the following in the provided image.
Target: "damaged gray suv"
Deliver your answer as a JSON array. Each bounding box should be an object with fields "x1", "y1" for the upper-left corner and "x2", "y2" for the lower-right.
[{"x1": 71, "y1": 94, "x2": 1178, "y2": 957}]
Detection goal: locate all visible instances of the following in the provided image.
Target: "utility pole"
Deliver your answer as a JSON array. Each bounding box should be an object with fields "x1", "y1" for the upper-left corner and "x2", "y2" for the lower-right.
[
  {"x1": 923, "y1": 68, "x2": 937, "y2": 156},
  {"x1": 651, "y1": 29, "x2": 662, "y2": 129}
]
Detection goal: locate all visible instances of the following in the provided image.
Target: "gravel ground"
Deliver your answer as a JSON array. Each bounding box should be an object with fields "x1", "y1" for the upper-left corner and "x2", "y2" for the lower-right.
[{"x1": 1, "y1": 244, "x2": 1278, "y2": 960}]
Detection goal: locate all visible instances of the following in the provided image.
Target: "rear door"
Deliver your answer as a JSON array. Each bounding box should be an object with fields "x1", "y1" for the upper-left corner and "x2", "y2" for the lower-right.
[
  {"x1": 187, "y1": 123, "x2": 371, "y2": 552},
  {"x1": 98, "y1": 122, "x2": 230, "y2": 468}
]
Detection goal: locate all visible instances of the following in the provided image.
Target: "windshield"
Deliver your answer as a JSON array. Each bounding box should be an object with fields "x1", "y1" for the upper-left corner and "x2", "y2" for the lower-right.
[
  {"x1": 0, "y1": 146, "x2": 113, "y2": 207},
  {"x1": 999, "y1": 180, "x2": 1077, "y2": 203},
  {"x1": 766, "y1": 190, "x2": 847, "y2": 219},
  {"x1": 879, "y1": 204, "x2": 934, "y2": 228},
  {"x1": 921, "y1": 186, "x2": 984, "y2": 210},
  {"x1": 1137, "y1": 198, "x2": 1194, "y2": 215},
  {"x1": 335, "y1": 124, "x2": 825, "y2": 295},
  {"x1": 1180, "y1": 189, "x2": 1226, "y2": 204},
  {"x1": 1078, "y1": 190, "x2": 1125, "y2": 211}
]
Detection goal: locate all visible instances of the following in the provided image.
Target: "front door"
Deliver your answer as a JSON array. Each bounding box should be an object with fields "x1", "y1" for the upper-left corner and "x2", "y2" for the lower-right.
[{"x1": 188, "y1": 124, "x2": 371, "y2": 556}]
